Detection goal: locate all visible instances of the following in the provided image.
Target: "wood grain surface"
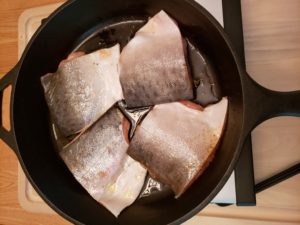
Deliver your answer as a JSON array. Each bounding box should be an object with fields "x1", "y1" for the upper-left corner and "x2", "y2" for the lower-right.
[{"x1": 0, "y1": 0, "x2": 300, "y2": 224}]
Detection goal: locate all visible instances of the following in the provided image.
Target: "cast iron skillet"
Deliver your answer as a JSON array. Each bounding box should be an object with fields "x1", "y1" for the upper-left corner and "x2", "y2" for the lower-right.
[{"x1": 0, "y1": 0, "x2": 300, "y2": 224}]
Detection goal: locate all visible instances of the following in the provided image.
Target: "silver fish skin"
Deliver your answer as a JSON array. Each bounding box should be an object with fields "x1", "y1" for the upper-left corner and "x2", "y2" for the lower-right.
[
  {"x1": 60, "y1": 107, "x2": 146, "y2": 217},
  {"x1": 100, "y1": 155, "x2": 147, "y2": 217},
  {"x1": 60, "y1": 107, "x2": 128, "y2": 197},
  {"x1": 120, "y1": 10, "x2": 193, "y2": 108},
  {"x1": 128, "y1": 98, "x2": 228, "y2": 197},
  {"x1": 41, "y1": 44, "x2": 123, "y2": 137}
]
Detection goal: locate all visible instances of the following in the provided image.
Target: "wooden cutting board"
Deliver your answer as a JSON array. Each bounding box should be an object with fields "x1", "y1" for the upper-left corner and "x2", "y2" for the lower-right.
[{"x1": 0, "y1": 0, "x2": 300, "y2": 224}]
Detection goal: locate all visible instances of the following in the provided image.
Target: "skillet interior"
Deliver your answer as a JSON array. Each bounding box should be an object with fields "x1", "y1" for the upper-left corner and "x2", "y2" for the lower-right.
[{"x1": 13, "y1": 0, "x2": 244, "y2": 224}]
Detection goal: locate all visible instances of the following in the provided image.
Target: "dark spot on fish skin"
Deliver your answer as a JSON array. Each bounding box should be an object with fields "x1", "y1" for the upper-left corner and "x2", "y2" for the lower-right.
[
  {"x1": 98, "y1": 171, "x2": 107, "y2": 178},
  {"x1": 127, "y1": 89, "x2": 134, "y2": 95},
  {"x1": 143, "y1": 89, "x2": 151, "y2": 100}
]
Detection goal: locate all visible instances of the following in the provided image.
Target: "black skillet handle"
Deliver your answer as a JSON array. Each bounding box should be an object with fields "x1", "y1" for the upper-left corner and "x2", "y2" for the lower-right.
[
  {"x1": 242, "y1": 72, "x2": 300, "y2": 136},
  {"x1": 0, "y1": 65, "x2": 18, "y2": 152},
  {"x1": 242, "y1": 72, "x2": 300, "y2": 192},
  {"x1": 255, "y1": 163, "x2": 300, "y2": 193}
]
